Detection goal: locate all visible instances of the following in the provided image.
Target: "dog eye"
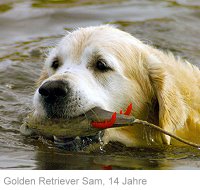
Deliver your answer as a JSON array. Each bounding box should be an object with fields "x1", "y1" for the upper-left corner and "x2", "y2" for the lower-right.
[
  {"x1": 96, "y1": 60, "x2": 111, "y2": 72},
  {"x1": 51, "y1": 59, "x2": 60, "y2": 70}
]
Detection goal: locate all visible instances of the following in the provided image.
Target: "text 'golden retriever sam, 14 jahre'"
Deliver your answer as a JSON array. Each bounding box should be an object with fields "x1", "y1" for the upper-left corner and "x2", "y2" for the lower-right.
[{"x1": 32, "y1": 25, "x2": 200, "y2": 147}]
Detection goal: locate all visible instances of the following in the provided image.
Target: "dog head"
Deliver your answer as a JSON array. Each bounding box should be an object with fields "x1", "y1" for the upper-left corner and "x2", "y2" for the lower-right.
[
  {"x1": 33, "y1": 25, "x2": 153, "y2": 120},
  {"x1": 33, "y1": 25, "x2": 187, "y2": 146}
]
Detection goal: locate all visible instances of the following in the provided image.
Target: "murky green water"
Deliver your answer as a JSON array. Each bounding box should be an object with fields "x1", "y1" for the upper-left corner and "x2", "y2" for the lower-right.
[{"x1": 0, "y1": 0, "x2": 200, "y2": 169}]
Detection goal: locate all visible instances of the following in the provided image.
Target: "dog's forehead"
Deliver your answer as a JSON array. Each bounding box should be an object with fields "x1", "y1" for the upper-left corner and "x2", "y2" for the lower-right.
[
  {"x1": 56, "y1": 26, "x2": 133, "y2": 62},
  {"x1": 50, "y1": 25, "x2": 146, "y2": 79}
]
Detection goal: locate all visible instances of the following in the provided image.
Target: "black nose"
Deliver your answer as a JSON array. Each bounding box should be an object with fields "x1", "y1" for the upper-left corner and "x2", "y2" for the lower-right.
[{"x1": 39, "y1": 80, "x2": 68, "y2": 101}]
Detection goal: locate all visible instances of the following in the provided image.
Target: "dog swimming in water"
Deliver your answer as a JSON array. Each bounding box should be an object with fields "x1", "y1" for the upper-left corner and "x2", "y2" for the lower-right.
[{"x1": 33, "y1": 25, "x2": 200, "y2": 147}]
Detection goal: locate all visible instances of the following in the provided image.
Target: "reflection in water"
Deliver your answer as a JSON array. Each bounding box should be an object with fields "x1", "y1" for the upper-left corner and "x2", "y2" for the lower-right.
[
  {"x1": 34, "y1": 142, "x2": 200, "y2": 170},
  {"x1": 0, "y1": 0, "x2": 200, "y2": 169}
]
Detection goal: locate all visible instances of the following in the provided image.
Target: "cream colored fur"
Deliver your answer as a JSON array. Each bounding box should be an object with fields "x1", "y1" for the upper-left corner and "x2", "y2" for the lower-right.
[{"x1": 34, "y1": 25, "x2": 200, "y2": 147}]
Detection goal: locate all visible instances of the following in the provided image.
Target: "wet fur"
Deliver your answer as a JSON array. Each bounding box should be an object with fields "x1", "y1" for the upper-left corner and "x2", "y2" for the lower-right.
[{"x1": 34, "y1": 25, "x2": 200, "y2": 147}]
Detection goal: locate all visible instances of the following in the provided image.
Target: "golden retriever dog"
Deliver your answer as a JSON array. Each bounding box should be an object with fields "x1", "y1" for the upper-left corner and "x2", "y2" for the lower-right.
[{"x1": 33, "y1": 25, "x2": 200, "y2": 147}]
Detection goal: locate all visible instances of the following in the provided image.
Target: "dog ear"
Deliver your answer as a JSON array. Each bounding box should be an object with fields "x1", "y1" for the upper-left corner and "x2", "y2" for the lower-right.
[{"x1": 148, "y1": 55, "x2": 187, "y2": 144}]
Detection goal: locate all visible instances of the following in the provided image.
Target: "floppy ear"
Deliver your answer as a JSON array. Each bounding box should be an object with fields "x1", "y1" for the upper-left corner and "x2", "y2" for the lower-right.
[{"x1": 148, "y1": 55, "x2": 187, "y2": 144}]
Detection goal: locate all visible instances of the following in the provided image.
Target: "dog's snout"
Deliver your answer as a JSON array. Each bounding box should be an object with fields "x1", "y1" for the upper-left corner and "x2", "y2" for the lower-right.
[{"x1": 39, "y1": 80, "x2": 68, "y2": 100}]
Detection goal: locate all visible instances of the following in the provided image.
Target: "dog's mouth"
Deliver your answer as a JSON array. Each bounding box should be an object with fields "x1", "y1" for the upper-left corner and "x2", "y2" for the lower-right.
[
  {"x1": 32, "y1": 105, "x2": 104, "y2": 150},
  {"x1": 25, "y1": 107, "x2": 133, "y2": 151},
  {"x1": 48, "y1": 107, "x2": 105, "y2": 151}
]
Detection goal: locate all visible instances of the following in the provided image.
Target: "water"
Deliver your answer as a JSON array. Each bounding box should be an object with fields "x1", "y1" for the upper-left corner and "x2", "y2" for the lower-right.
[{"x1": 0, "y1": 0, "x2": 200, "y2": 169}]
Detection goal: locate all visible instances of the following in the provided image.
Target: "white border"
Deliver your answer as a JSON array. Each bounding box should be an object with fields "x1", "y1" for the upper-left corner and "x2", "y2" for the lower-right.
[{"x1": 0, "y1": 170, "x2": 199, "y2": 190}]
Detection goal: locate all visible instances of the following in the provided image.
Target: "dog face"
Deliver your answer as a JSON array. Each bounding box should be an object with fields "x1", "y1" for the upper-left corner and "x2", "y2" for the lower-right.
[{"x1": 33, "y1": 25, "x2": 153, "y2": 120}]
